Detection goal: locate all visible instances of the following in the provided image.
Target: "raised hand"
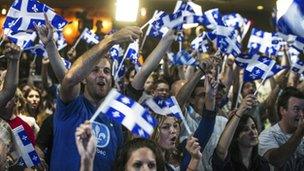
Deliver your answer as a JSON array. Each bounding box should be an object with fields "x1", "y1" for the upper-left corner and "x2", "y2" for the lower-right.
[
  {"x1": 186, "y1": 136, "x2": 202, "y2": 160},
  {"x1": 199, "y1": 57, "x2": 213, "y2": 74},
  {"x1": 3, "y1": 43, "x2": 21, "y2": 60},
  {"x1": 205, "y1": 74, "x2": 219, "y2": 98},
  {"x1": 75, "y1": 121, "x2": 96, "y2": 161},
  {"x1": 108, "y1": 26, "x2": 142, "y2": 44},
  {"x1": 34, "y1": 13, "x2": 54, "y2": 45},
  {"x1": 237, "y1": 94, "x2": 257, "y2": 115},
  {"x1": 67, "y1": 47, "x2": 77, "y2": 61}
]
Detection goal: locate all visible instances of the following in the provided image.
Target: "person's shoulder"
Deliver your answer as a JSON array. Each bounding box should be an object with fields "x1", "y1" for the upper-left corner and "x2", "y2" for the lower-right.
[{"x1": 260, "y1": 123, "x2": 280, "y2": 134}]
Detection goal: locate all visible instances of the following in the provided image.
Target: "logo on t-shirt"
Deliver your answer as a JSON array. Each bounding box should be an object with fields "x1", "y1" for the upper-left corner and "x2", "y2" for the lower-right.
[{"x1": 92, "y1": 121, "x2": 110, "y2": 148}]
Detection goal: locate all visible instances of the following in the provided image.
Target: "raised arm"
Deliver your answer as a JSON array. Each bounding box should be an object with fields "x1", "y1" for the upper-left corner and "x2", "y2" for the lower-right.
[
  {"x1": 262, "y1": 114, "x2": 304, "y2": 167},
  {"x1": 35, "y1": 14, "x2": 67, "y2": 83},
  {"x1": 0, "y1": 43, "x2": 21, "y2": 107},
  {"x1": 215, "y1": 94, "x2": 256, "y2": 160},
  {"x1": 176, "y1": 58, "x2": 213, "y2": 110},
  {"x1": 131, "y1": 30, "x2": 175, "y2": 90},
  {"x1": 60, "y1": 27, "x2": 142, "y2": 103},
  {"x1": 75, "y1": 121, "x2": 96, "y2": 171}
]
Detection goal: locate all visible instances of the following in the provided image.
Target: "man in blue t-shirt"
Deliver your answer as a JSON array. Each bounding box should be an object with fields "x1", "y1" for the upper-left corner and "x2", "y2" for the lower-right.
[
  {"x1": 36, "y1": 14, "x2": 176, "y2": 170},
  {"x1": 34, "y1": 22, "x2": 142, "y2": 170}
]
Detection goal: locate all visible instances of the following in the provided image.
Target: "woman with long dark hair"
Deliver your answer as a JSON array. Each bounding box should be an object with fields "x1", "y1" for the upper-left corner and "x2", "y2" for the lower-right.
[{"x1": 213, "y1": 95, "x2": 270, "y2": 171}]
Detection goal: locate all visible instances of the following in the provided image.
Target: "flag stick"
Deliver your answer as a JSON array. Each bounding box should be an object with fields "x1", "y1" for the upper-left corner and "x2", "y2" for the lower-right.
[
  {"x1": 69, "y1": 30, "x2": 85, "y2": 52},
  {"x1": 140, "y1": 10, "x2": 159, "y2": 31},
  {"x1": 253, "y1": 61, "x2": 276, "y2": 96},
  {"x1": 140, "y1": 11, "x2": 159, "y2": 51},
  {"x1": 171, "y1": 96, "x2": 192, "y2": 135},
  {"x1": 114, "y1": 40, "x2": 138, "y2": 80},
  {"x1": 89, "y1": 89, "x2": 116, "y2": 122},
  {"x1": 140, "y1": 33, "x2": 148, "y2": 51},
  {"x1": 235, "y1": 81, "x2": 243, "y2": 109}
]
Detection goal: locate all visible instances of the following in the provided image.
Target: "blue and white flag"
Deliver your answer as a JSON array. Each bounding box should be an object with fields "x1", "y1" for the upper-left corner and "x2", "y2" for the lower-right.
[
  {"x1": 235, "y1": 54, "x2": 284, "y2": 81},
  {"x1": 191, "y1": 32, "x2": 212, "y2": 53},
  {"x1": 12, "y1": 125, "x2": 41, "y2": 167},
  {"x1": 99, "y1": 89, "x2": 157, "y2": 138},
  {"x1": 248, "y1": 28, "x2": 284, "y2": 56},
  {"x1": 125, "y1": 41, "x2": 141, "y2": 70},
  {"x1": 222, "y1": 13, "x2": 248, "y2": 30},
  {"x1": 61, "y1": 57, "x2": 71, "y2": 69},
  {"x1": 81, "y1": 28, "x2": 100, "y2": 45},
  {"x1": 170, "y1": 50, "x2": 199, "y2": 66},
  {"x1": 25, "y1": 44, "x2": 47, "y2": 57},
  {"x1": 201, "y1": 8, "x2": 223, "y2": 30},
  {"x1": 110, "y1": 44, "x2": 125, "y2": 79},
  {"x1": 143, "y1": 97, "x2": 170, "y2": 116},
  {"x1": 292, "y1": 36, "x2": 304, "y2": 52},
  {"x1": 145, "y1": 11, "x2": 169, "y2": 39},
  {"x1": 165, "y1": 96, "x2": 182, "y2": 119},
  {"x1": 291, "y1": 58, "x2": 304, "y2": 75},
  {"x1": 152, "y1": 11, "x2": 184, "y2": 30},
  {"x1": 213, "y1": 25, "x2": 242, "y2": 57},
  {"x1": 3, "y1": 0, "x2": 67, "y2": 33},
  {"x1": 276, "y1": 0, "x2": 304, "y2": 37},
  {"x1": 183, "y1": 9, "x2": 227, "y2": 29},
  {"x1": 53, "y1": 31, "x2": 67, "y2": 50},
  {"x1": 7, "y1": 31, "x2": 37, "y2": 50},
  {"x1": 276, "y1": 32, "x2": 304, "y2": 53},
  {"x1": 173, "y1": 0, "x2": 202, "y2": 16}
]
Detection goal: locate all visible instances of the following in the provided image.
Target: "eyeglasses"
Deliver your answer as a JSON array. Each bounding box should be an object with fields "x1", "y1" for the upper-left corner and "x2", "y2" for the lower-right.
[{"x1": 292, "y1": 106, "x2": 304, "y2": 113}]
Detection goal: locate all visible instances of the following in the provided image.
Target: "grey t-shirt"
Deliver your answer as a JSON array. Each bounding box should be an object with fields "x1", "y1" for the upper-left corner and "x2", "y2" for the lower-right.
[{"x1": 259, "y1": 123, "x2": 304, "y2": 171}]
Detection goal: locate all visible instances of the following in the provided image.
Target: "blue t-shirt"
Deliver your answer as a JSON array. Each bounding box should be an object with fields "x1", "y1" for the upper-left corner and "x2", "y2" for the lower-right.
[{"x1": 50, "y1": 95, "x2": 123, "y2": 171}]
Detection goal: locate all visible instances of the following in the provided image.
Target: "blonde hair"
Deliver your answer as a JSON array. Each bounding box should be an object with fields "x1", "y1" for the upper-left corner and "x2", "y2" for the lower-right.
[{"x1": 0, "y1": 118, "x2": 19, "y2": 169}]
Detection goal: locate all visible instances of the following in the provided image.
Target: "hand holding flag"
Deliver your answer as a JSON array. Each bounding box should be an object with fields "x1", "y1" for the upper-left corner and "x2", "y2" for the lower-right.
[{"x1": 90, "y1": 89, "x2": 157, "y2": 138}]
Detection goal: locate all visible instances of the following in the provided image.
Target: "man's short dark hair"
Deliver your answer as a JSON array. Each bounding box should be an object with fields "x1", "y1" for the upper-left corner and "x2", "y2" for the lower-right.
[{"x1": 277, "y1": 87, "x2": 304, "y2": 119}]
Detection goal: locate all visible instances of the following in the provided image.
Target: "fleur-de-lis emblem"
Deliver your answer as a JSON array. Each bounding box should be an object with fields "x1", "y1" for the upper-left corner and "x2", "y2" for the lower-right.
[
  {"x1": 32, "y1": 4, "x2": 39, "y2": 12},
  {"x1": 57, "y1": 22, "x2": 66, "y2": 29}
]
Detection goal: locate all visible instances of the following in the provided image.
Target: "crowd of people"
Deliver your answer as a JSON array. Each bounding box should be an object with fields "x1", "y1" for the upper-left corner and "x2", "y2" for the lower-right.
[{"x1": 0, "y1": 8, "x2": 304, "y2": 171}]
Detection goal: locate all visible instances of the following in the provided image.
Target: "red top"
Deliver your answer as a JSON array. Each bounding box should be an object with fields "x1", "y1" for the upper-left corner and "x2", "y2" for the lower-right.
[{"x1": 8, "y1": 116, "x2": 36, "y2": 145}]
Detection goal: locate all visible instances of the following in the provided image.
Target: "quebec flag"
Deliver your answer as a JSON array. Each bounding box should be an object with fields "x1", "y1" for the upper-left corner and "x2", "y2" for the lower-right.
[
  {"x1": 53, "y1": 31, "x2": 67, "y2": 51},
  {"x1": 99, "y1": 89, "x2": 157, "y2": 138},
  {"x1": 142, "y1": 96, "x2": 183, "y2": 120},
  {"x1": 152, "y1": 11, "x2": 184, "y2": 30},
  {"x1": 165, "y1": 96, "x2": 183, "y2": 120},
  {"x1": 125, "y1": 40, "x2": 141, "y2": 70},
  {"x1": 291, "y1": 58, "x2": 304, "y2": 75},
  {"x1": 81, "y1": 28, "x2": 100, "y2": 45},
  {"x1": 222, "y1": 13, "x2": 248, "y2": 31},
  {"x1": 3, "y1": 0, "x2": 67, "y2": 33},
  {"x1": 212, "y1": 25, "x2": 242, "y2": 57},
  {"x1": 201, "y1": 8, "x2": 223, "y2": 30},
  {"x1": 191, "y1": 32, "x2": 211, "y2": 53},
  {"x1": 146, "y1": 11, "x2": 169, "y2": 39},
  {"x1": 12, "y1": 125, "x2": 41, "y2": 167},
  {"x1": 170, "y1": 50, "x2": 199, "y2": 66},
  {"x1": 142, "y1": 97, "x2": 171, "y2": 116},
  {"x1": 247, "y1": 28, "x2": 283, "y2": 56},
  {"x1": 7, "y1": 31, "x2": 37, "y2": 50},
  {"x1": 276, "y1": 0, "x2": 304, "y2": 37},
  {"x1": 109, "y1": 44, "x2": 125, "y2": 79},
  {"x1": 25, "y1": 44, "x2": 47, "y2": 57},
  {"x1": 173, "y1": 0, "x2": 202, "y2": 16},
  {"x1": 235, "y1": 54, "x2": 285, "y2": 81}
]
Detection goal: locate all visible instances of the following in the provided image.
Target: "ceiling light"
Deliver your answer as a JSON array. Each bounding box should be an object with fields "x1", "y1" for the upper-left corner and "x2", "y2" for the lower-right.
[
  {"x1": 1, "y1": 8, "x2": 7, "y2": 15},
  {"x1": 257, "y1": 5, "x2": 264, "y2": 10},
  {"x1": 140, "y1": 7, "x2": 147, "y2": 17},
  {"x1": 115, "y1": 0, "x2": 139, "y2": 22}
]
